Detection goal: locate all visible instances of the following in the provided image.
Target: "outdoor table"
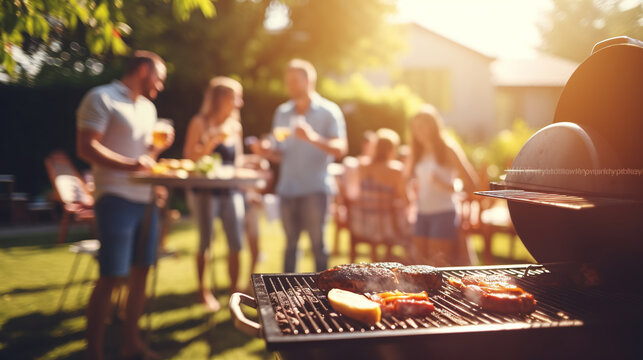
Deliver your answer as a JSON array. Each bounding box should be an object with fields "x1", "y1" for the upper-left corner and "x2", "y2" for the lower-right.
[{"x1": 130, "y1": 168, "x2": 266, "y2": 346}]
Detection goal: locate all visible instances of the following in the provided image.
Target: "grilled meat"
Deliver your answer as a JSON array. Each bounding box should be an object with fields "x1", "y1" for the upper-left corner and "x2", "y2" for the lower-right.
[
  {"x1": 317, "y1": 263, "x2": 398, "y2": 292},
  {"x1": 370, "y1": 290, "x2": 435, "y2": 317},
  {"x1": 462, "y1": 285, "x2": 537, "y2": 314},
  {"x1": 396, "y1": 265, "x2": 444, "y2": 292},
  {"x1": 317, "y1": 263, "x2": 443, "y2": 293},
  {"x1": 448, "y1": 275, "x2": 537, "y2": 314}
]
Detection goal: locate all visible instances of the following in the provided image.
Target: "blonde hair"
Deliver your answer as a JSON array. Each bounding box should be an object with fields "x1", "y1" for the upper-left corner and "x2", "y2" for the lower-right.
[
  {"x1": 372, "y1": 128, "x2": 400, "y2": 163},
  {"x1": 286, "y1": 58, "x2": 317, "y2": 87},
  {"x1": 200, "y1": 76, "x2": 243, "y2": 121}
]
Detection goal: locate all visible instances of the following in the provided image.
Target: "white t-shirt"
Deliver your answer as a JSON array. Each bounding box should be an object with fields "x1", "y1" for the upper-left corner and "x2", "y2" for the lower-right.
[
  {"x1": 415, "y1": 155, "x2": 457, "y2": 214},
  {"x1": 76, "y1": 80, "x2": 157, "y2": 204}
]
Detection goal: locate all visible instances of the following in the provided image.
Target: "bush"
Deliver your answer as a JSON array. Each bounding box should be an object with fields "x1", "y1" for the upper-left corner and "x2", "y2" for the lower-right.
[
  {"x1": 451, "y1": 118, "x2": 536, "y2": 181},
  {"x1": 319, "y1": 74, "x2": 422, "y2": 154}
]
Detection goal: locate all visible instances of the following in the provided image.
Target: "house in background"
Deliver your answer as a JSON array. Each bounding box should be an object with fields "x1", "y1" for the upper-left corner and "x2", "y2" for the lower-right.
[
  {"x1": 362, "y1": 22, "x2": 578, "y2": 140},
  {"x1": 491, "y1": 54, "x2": 579, "y2": 130},
  {"x1": 365, "y1": 22, "x2": 496, "y2": 141}
]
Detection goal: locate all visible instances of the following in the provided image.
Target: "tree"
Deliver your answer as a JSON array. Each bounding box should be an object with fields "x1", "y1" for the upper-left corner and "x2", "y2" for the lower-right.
[
  {"x1": 0, "y1": 0, "x2": 215, "y2": 78},
  {"x1": 121, "y1": 0, "x2": 401, "y2": 87},
  {"x1": 538, "y1": 0, "x2": 643, "y2": 62}
]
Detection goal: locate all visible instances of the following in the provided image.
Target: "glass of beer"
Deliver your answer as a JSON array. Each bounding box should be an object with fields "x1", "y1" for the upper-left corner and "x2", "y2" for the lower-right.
[
  {"x1": 153, "y1": 118, "x2": 174, "y2": 148},
  {"x1": 273, "y1": 126, "x2": 291, "y2": 142}
]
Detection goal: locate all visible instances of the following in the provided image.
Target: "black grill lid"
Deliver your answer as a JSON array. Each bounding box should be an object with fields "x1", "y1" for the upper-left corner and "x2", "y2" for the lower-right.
[
  {"x1": 504, "y1": 37, "x2": 643, "y2": 199},
  {"x1": 478, "y1": 38, "x2": 643, "y2": 265}
]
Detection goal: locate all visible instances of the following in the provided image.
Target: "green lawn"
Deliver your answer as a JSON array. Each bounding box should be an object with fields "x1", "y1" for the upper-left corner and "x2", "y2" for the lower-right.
[{"x1": 0, "y1": 218, "x2": 534, "y2": 359}]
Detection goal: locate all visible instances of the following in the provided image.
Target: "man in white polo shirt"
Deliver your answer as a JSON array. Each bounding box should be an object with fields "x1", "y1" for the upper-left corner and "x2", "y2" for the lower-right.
[{"x1": 77, "y1": 50, "x2": 172, "y2": 360}]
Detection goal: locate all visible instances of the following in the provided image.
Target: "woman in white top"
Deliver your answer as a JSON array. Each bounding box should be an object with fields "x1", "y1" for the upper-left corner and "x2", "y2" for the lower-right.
[{"x1": 407, "y1": 104, "x2": 478, "y2": 266}]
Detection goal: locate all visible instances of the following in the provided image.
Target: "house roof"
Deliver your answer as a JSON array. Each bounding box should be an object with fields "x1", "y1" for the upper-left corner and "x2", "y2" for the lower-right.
[
  {"x1": 405, "y1": 22, "x2": 496, "y2": 62},
  {"x1": 491, "y1": 53, "x2": 579, "y2": 87}
]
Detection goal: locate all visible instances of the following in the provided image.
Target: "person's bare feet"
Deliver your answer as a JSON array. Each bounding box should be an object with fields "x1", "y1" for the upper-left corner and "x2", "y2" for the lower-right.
[
  {"x1": 121, "y1": 339, "x2": 160, "y2": 360},
  {"x1": 199, "y1": 289, "x2": 221, "y2": 312}
]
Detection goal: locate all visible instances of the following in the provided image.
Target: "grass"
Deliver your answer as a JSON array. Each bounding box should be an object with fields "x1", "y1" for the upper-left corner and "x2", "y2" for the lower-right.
[{"x1": 0, "y1": 217, "x2": 534, "y2": 359}]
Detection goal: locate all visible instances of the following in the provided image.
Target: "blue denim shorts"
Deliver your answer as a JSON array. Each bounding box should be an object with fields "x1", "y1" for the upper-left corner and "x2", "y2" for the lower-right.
[
  {"x1": 187, "y1": 190, "x2": 245, "y2": 253},
  {"x1": 94, "y1": 195, "x2": 159, "y2": 277},
  {"x1": 413, "y1": 211, "x2": 459, "y2": 241}
]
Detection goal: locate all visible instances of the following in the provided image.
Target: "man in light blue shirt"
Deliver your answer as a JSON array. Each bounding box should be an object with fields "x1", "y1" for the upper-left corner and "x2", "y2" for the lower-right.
[{"x1": 253, "y1": 59, "x2": 347, "y2": 272}]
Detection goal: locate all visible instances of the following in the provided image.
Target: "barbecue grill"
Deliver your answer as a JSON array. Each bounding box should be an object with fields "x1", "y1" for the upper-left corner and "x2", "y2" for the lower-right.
[{"x1": 230, "y1": 37, "x2": 643, "y2": 359}]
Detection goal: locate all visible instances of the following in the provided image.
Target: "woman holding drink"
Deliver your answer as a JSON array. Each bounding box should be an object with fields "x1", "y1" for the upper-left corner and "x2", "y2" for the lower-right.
[
  {"x1": 407, "y1": 104, "x2": 478, "y2": 266},
  {"x1": 183, "y1": 76, "x2": 245, "y2": 311}
]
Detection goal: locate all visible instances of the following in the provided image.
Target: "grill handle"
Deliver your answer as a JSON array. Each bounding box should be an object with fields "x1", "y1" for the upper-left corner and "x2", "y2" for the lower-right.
[{"x1": 229, "y1": 292, "x2": 262, "y2": 338}]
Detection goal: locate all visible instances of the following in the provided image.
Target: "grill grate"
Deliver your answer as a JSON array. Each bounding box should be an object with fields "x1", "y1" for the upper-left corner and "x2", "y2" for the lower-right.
[{"x1": 256, "y1": 265, "x2": 588, "y2": 339}]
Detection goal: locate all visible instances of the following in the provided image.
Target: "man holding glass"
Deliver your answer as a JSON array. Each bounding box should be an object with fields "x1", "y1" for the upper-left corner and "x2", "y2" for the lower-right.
[
  {"x1": 76, "y1": 50, "x2": 172, "y2": 360},
  {"x1": 252, "y1": 59, "x2": 347, "y2": 272}
]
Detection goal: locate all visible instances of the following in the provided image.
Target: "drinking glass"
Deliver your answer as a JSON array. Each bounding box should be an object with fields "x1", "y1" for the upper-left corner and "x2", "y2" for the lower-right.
[{"x1": 153, "y1": 118, "x2": 174, "y2": 148}]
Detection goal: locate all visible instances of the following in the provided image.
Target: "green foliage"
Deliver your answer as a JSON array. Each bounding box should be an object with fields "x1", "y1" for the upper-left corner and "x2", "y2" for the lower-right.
[
  {"x1": 452, "y1": 118, "x2": 536, "y2": 180},
  {"x1": 318, "y1": 74, "x2": 422, "y2": 151},
  {"x1": 173, "y1": 0, "x2": 216, "y2": 21},
  {"x1": 319, "y1": 74, "x2": 423, "y2": 117},
  {"x1": 121, "y1": 0, "x2": 401, "y2": 87},
  {"x1": 539, "y1": 0, "x2": 643, "y2": 62},
  {"x1": 0, "y1": 0, "x2": 216, "y2": 78}
]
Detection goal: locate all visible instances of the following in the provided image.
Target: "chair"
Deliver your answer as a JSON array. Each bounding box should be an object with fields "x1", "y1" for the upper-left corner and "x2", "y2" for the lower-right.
[
  {"x1": 44, "y1": 151, "x2": 96, "y2": 244},
  {"x1": 457, "y1": 164, "x2": 518, "y2": 264},
  {"x1": 347, "y1": 177, "x2": 411, "y2": 263},
  {"x1": 328, "y1": 161, "x2": 351, "y2": 256},
  {"x1": 57, "y1": 239, "x2": 100, "y2": 311}
]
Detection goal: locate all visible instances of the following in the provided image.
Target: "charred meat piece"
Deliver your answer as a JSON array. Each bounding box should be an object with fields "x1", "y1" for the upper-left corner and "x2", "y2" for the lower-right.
[
  {"x1": 396, "y1": 265, "x2": 443, "y2": 292},
  {"x1": 317, "y1": 263, "x2": 398, "y2": 292},
  {"x1": 448, "y1": 275, "x2": 537, "y2": 314},
  {"x1": 317, "y1": 263, "x2": 442, "y2": 293},
  {"x1": 462, "y1": 286, "x2": 537, "y2": 314}
]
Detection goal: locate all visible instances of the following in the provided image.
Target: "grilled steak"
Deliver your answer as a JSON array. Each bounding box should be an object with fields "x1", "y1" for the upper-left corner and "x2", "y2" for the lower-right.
[
  {"x1": 317, "y1": 262, "x2": 443, "y2": 293},
  {"x1": 396, "y1": 265, "x2": 444, "y2": 292},
  {"x1": 448, "y1": 275, "x2": 537, "y2": 314},
  {"x1": 317, "y1": 263, "x2": 398, "y2": 292}
]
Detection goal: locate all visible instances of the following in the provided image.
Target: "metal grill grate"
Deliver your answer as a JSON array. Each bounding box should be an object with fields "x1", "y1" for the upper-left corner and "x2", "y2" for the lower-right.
[{"x1": 255, "y1": 265, "x2": 587, "y2": 339}]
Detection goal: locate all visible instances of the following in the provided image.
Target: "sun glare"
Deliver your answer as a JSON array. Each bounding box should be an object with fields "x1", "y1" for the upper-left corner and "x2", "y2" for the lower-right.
[{"x1": 396, "y1": 0, "x2": 553, "y2": 58}]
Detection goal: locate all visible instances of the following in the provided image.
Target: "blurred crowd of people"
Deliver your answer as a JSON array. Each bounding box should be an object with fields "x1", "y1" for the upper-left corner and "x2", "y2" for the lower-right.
[{"x1": 76, "y1": 51, "x2": 479, "y2": 359}]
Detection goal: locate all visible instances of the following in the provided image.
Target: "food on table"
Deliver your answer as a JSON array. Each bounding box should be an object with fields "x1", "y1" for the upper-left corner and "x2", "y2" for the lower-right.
[
  {"x1": 165, "y1": 158, "x2": 181, "y2": 169},
  {"x1": 194, "y1": 153, "x2": 222, "y2": 176},
  {"x1": 151, "y1": 163, "x2": 169, "y2": 174},
  {"x1": 151, "y1": 158, "x2": 194, "y2": 178},
  {"x1": 327, "y1": 288, "x2": 382, "y2": 325},
  {"x1": 317, "y1": 262, "x2": 443, "y2": 293},
  {"x1": 447, "y1": 275, "x2": 537, "y2": 314},
  {"x1": 369, "y1": 290, "x2": 435, "y2": 317},
  {"x1": 180, "y1": 159, "x2": 195, "y2": 172}
]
